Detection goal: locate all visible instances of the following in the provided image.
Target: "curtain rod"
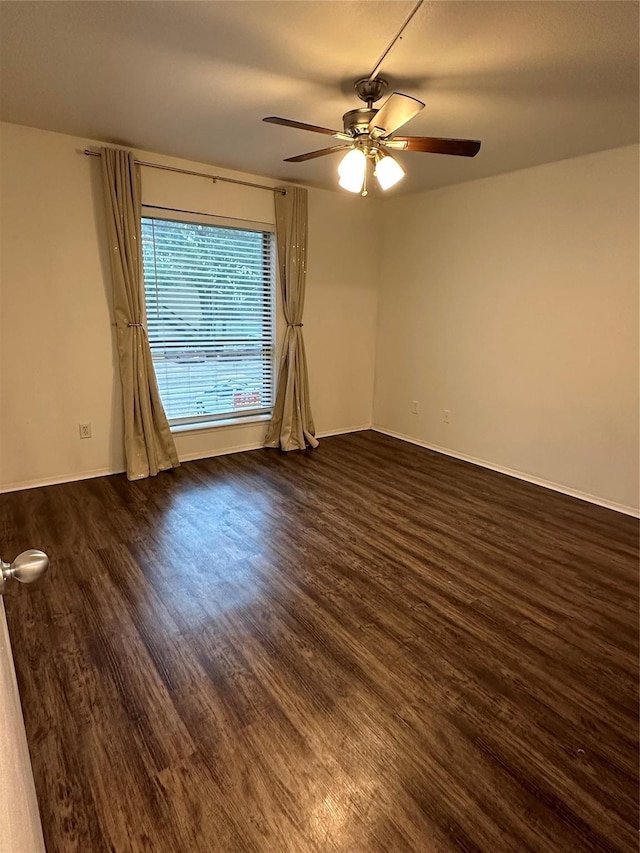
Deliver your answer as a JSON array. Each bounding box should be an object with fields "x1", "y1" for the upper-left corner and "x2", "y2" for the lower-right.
[
  {"x1": 143, "y1": 203, "x2": 273, "y2": 229},
  {"x1": 83, "y1": 149, "x2": 287, "y2": 194}
]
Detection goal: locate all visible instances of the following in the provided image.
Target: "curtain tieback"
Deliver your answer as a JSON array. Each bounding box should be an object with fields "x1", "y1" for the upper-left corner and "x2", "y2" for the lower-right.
[
  {"x1": 287, "y1": 323, "x2": 303, "y2": 327},
  {"x1": 127, "y1": 323, "x2": 144, "y2": 328}
]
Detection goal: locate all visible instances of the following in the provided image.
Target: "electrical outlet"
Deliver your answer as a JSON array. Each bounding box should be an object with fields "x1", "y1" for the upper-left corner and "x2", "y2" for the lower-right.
[
  {"x1": 79, "y1": 422, "x2": 92, "y2": 439},
  {"x1": 443, "y1": 409, "x2": 451, "y2": 424},
  {"x1": 411, "y1": 400, "x2": 419, "y2": 415}
]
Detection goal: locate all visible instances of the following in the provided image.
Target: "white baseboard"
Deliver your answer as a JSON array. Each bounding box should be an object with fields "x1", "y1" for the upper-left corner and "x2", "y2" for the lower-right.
[
  {"x1": 178, "y1": 441, "x2": 265, "y2": 463},
  {"x1": 0, "y1": 466, "x2": 126, "y2": 494},
  {"x1": 372, "y1": 426, "x2": 640, "y2": 519},
  {"x1": 12, "y1": 424, "x2": 632, "y2": 517},
  {"x1": 0, "y1": 425, "x2": 374, "y2": 493},
  {"x1": 180, "y1": 425, "x2": 372, "y2": 462},
  {"x1": 316, "y1": 423, "x2": 372, "y2": 439}
]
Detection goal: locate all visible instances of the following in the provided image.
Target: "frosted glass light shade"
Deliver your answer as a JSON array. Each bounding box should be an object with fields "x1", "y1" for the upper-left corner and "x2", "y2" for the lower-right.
[
  {"x1": 374, "y1": 153, "x2": 405, "y2": 190},
  {"x1": 338, "y1": 148, "x2": 366, "y2": 193}
]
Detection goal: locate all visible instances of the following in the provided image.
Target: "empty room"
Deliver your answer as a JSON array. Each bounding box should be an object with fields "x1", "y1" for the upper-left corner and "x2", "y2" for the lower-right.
[{"x1": 0, "y1": 2, "x2": 638, "y2": 851}]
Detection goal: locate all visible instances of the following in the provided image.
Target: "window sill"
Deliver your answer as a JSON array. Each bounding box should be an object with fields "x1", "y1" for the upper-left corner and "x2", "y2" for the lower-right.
[{"x1": 170, "y1": 413, "x2": 272, "y2": 435}]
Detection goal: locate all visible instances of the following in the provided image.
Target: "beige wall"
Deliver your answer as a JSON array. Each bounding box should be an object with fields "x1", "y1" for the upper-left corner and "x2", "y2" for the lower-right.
[
  {"x1": 373, "y1": 145, "x2": 639, "y2": 513},
  {"x1": 0, "y1": 122, "x2": 377, "y2": 490}
]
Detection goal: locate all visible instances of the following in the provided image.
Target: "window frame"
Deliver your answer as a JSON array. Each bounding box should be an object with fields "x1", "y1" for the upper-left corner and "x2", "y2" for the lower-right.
[{"x1": 141, "y1": 207, "x2": 277, "y2": 431}]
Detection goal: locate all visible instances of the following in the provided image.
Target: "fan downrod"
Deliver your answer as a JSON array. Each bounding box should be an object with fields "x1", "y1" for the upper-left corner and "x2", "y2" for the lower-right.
[{"x1": 354, "y1": 77, "x2": 388, "y2": 108}]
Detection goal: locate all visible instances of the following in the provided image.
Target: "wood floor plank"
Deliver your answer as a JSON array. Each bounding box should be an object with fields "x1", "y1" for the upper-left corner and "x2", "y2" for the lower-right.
[{"x1": 1, "y1": 431, "x2": 637, "y2": 852}]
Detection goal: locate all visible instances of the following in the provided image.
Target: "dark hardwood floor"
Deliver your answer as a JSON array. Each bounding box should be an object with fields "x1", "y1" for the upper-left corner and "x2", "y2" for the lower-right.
[{"x1": 1, "y1": 430, "x2": 638, "y2": 853}]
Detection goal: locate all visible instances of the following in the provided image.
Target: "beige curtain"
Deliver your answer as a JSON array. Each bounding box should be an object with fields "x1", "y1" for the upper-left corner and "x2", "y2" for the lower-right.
[
  {"x1": 101, "y1": 147, "x2": 179, "y2": 480},
  {"x1": 265, "y1": 186, "x2": 318, "y2": 451}
]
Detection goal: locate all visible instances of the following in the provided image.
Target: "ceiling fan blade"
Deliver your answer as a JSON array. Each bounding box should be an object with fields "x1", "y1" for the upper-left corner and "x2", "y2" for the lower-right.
[
  {"x1": 263, "y1": 116, "x2": 349, "y2": 139},
  {"x1": 284, "y1": 145, "x2": 351, "y2": 163},
  {"x1": 368, "y1": 92, "x2": 425, "y2": 136},
  {"x1": 387, "y1": 136, "x2": 481, "y2": 157}
]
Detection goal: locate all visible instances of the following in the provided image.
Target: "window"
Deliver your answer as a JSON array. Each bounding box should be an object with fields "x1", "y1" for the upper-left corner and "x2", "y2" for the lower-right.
[{"x1": 141, "y1": 215, "x2": 275, "y2": 427}]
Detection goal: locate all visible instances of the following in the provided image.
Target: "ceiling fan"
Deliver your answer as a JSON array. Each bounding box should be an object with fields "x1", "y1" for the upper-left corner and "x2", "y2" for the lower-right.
[{"x1": 264, "y1": 76, "x2": 481, "y2": 195}]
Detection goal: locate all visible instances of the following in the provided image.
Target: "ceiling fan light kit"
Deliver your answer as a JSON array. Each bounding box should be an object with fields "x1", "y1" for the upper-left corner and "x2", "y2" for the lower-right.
[
  {"x1": 337, "y1": 148, "x2": 405, "y2": 195},
  {"x1": 262, "y1": 1, "x2": 481, "y2": 195},
  {"x1": 338, "y1": 147, "x2": 367, "y2": 193},
  {"x1": 374, "y1": 150, "x2": 405, "y2": 190}
]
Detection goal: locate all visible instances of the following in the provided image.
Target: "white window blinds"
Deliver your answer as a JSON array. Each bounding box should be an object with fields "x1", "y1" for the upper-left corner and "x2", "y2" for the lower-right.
[{"x1": 141, "y1": 216, "x2": 275, "y2": 425}]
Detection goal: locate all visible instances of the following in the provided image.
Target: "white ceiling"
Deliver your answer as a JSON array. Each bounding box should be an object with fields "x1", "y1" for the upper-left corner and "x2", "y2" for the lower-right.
[{"x1": 0, "y1": 1, "x2": 638, "y2": 195}]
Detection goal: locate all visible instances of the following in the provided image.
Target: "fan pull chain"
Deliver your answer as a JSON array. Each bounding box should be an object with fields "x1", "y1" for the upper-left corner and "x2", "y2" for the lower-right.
[{"x1": 367, "y1": 0, "x2": 425, "y2": 82}]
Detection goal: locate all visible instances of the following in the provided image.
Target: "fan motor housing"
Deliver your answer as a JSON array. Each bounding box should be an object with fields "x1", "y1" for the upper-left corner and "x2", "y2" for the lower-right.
[{"x1": 343, "y1": 108, "x2": 378, "y2": 136}]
